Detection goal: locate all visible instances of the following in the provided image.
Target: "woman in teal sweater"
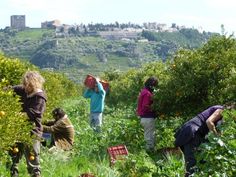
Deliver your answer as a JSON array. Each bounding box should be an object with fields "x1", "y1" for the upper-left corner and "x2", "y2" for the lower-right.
[{"x1": 83, "y1": 78, "x2": 106, "y2": 132}]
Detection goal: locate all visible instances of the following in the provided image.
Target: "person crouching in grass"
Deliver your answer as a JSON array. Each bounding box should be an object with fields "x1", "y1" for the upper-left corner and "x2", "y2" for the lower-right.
[{"x1": 42, "y1": 108, "x2": 74, "y2": 151}]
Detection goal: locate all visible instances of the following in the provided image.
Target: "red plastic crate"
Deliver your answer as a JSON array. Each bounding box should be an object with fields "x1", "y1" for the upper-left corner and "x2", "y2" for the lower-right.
[
  {"x1": 84, "y1": 74, "x2": 96, "y2": 89},
  {"x1": 84, "y1": 74, "x2": 110, "y2": 92},
  {"x1": 100, "y1": 80, "x2": 110, "y2": 92},
  {"x1": 107, "y1": 145, "x2": 129, "y2": 166}
]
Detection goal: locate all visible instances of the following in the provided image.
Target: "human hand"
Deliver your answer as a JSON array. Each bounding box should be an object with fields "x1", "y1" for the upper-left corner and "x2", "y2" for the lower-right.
[
  {"x1": 153, "y1": 88, "x2": 159, "y2": 94},
  {"x1": 213, "y1": 127, "x2": 218, "y2": 135},
  {"x1": 3, "y1": 85, "x2": 12, "y2": 91},
  {"x1": 214, "y1": 126, "x2": 222, "y2": 136},
  {"x1": 95, "y1": 77, "x2": 100, "y2": 83}
]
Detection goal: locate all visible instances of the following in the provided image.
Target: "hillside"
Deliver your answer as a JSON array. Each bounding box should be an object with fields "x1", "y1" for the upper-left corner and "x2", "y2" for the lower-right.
[{"x1": 0, "y1": 27, "x2": 216, "y2": 82}]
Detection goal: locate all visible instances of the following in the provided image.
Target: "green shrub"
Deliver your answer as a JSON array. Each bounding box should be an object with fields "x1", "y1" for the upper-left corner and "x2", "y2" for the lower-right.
[{"x1": 196, "y1": 110, "x2": 236, "y2": 176}]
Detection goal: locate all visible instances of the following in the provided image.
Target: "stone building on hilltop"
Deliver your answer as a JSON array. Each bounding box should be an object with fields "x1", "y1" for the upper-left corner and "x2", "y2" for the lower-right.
[
  {"x1": 10, "y1": 15, "x2": 26, "y2": 29},
  {"x1": 41, "y1": 20, "x2": 61, "y2": 29}
]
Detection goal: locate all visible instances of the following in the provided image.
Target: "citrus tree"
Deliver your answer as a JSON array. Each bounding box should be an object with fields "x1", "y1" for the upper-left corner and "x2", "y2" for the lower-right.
[
  {"x1": 104, "y1": 61, "x2": 168, "y2": 108},
  {"x1": 0, "y1": 82, "x2": 32, "y2": 151},
  {"x1": 0, "y1": 54, "x2": 79, "y2": 161},
  {"x1": 0, "y1": 55, "x2": 33, "y2": 159},
  {"x1": 154, "y1": 35, "x2": 236, "y2": 116},
  {"x1": 106, "y1": 35, "x2": 236, "y2": 117},
  {"x1": 41, "y1": 71, "x2": 80, "y2": 119}
]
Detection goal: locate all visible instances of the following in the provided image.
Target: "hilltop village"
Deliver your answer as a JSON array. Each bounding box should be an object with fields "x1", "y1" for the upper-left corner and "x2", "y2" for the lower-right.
[{"x1": 8, "y1": 15, "x2": 204, "y2": 40}]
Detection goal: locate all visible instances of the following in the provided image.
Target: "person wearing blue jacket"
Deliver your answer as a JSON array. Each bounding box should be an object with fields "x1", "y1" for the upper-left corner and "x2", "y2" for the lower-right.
[{"x1": 83, "y1": 78, "x2": 106, "y2": 132}]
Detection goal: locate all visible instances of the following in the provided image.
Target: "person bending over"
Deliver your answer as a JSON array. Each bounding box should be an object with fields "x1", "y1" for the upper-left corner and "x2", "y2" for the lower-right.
[{"x1": 174, "y1": 103, "x2": 235, "y2": 177}]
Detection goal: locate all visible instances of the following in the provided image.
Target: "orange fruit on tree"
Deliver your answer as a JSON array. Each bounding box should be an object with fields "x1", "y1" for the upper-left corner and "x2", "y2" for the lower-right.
[
  {"x1": 29, "y1": 155, "x2": 35, "y2": 161},
  {"x1": 13, "y1": 147, "x2": 19, "y2": 154},
  {"x1": 0, "y1": 111, "x2": 5, "y2": 117},
  {"x1": 175, "y1": 112, "x2": 181, "y2": 116},
  {"x1": 176, "y1": 92, "x2": 180, "y2": 97},
  {"x1": 160, "y1": 114, "x2": 165, "y2": 119}
]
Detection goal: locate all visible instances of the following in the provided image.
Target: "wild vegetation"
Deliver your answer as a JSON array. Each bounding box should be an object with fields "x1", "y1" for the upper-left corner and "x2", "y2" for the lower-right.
[
  {"x1": 0, "y1": 35, "x2": 235, "y2": 176},
  {"x1": 0, "y1": 28, "x2": 215, "y2": 83}
]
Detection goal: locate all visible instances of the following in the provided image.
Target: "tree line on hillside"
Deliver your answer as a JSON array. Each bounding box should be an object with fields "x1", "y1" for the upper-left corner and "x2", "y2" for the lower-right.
[{"x1": 0, "y1": 27, "x2": 217, "y2": 78}]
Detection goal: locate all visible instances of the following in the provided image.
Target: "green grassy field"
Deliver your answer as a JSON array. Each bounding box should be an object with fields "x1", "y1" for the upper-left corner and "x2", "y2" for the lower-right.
[
  {"x1": 13, "y1": 28, "x2": 54, "y2": 41},
  {"x1": 0, "y1": 97, "x2": 185, "y2": 177},
  {"x1": 62, "y1": 54, "x2": 132, "y2": 83}
]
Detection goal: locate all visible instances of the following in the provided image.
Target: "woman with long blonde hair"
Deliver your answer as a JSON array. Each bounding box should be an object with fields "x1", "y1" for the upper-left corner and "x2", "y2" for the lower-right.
[{"x1": 10, "y1": 71, "x2": 47, "y2": 177}]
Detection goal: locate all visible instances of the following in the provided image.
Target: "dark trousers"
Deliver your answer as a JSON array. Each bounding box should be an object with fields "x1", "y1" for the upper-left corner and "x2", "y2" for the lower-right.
[
  {"x1": 9, "y1": 140, "x2": 41, "y2": 177},
  {"x1": 180, "y1": 133, "x2": 203, "y2": 177}
]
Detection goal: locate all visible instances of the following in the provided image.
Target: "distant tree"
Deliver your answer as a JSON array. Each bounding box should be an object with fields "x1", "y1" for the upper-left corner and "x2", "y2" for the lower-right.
[
  {"x1": 68, "y1": 27, "x2": 76, "y2": 35},
  {"x1": 115, "y1": 21, "x2": 120, "y2": 28},
  {"x1": 60, "y1": 27, "x2": 64, "y2": 33},
  {"x1": 155, "y1": 40, "x2": 178, "y2": 60},
  {"x1": 3, "y1": 27, "x2": 17, "y2": 36},
  {"x1": 221, "y1": 24, "x2": 225, "y2": 35},
  {"x1": 179, "y1": 28, "x2": 200, "y2": 39},
  {"x1": 141, "y1": 30, "x2": 157, "y2": 41},
  {"x1": 83, "y1": 25, "x2": 88, "y2": 34},
  {"x1": 96, "y1": 50, "x2": 107, "y2": 62},
  {"x1": 171, "y1": 23, "x2": 176, "y2": 28}
]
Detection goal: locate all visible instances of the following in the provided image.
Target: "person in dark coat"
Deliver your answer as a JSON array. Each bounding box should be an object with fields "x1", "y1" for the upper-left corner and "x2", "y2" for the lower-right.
[
  {"x1": 9, "y1": 71, "x2": 47, "y2": 177},
  {"x1": 43, "y1": 108, "x2": 74, "y2": 151},
  {"x1": 174, "y1": 104, "x2": 235, "y2": 177}
]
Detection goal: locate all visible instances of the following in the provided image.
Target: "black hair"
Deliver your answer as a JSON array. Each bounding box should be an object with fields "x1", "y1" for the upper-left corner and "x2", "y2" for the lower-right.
[
  {"x1": 52, "y1": 108, "x2": 65, "y2": 118},
  {"x1": 144, "y1": 76, "x2": 158, "y2": 92}
]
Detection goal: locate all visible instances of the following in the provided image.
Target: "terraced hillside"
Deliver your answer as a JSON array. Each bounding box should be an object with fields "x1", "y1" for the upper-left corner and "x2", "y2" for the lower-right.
[{"x1": 0, "y1": 28, "x2": 215, "y2": 82}]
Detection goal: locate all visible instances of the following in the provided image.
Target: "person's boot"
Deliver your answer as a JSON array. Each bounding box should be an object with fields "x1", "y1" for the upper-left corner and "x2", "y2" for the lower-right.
[
  {"x1": 32, "y1": 175, "x2": 41, "y2": 177},
  {"x1": 31, "y1": 169, "x2": 41, "y2": 177},
  {"x1": 10, "y1": 169, "x2": 19, "y2": 177}
]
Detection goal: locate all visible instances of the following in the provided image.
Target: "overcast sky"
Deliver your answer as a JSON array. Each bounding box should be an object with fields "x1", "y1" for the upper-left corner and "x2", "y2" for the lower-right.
[{"x1": 1, "y1": 0, "x2": 236, "y2": 33}]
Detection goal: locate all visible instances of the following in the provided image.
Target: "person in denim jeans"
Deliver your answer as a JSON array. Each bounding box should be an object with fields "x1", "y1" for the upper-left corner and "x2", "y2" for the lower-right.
[
  {"x1": 83, "y1": 78, "x2": 106, "y2": 132},
  {"x1": 137, "y1": 76, "x2": 158, "y2": 152}
]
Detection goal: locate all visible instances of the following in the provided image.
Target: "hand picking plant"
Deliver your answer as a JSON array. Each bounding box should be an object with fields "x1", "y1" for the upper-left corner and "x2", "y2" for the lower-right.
[{"x1": 196, "y1": 109, "x2": 236, "y2": 176}]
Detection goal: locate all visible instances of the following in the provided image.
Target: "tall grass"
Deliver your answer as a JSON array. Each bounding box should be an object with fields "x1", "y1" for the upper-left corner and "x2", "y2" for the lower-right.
[{"x1": 9, "y1": 96, "x2": 231, "y2": 176}]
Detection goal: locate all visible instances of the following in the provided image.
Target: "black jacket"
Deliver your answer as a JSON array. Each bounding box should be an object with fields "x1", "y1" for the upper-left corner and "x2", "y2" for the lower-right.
[{"x1": 13, "y1": 85, "x2": 47, "y2": 136}]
